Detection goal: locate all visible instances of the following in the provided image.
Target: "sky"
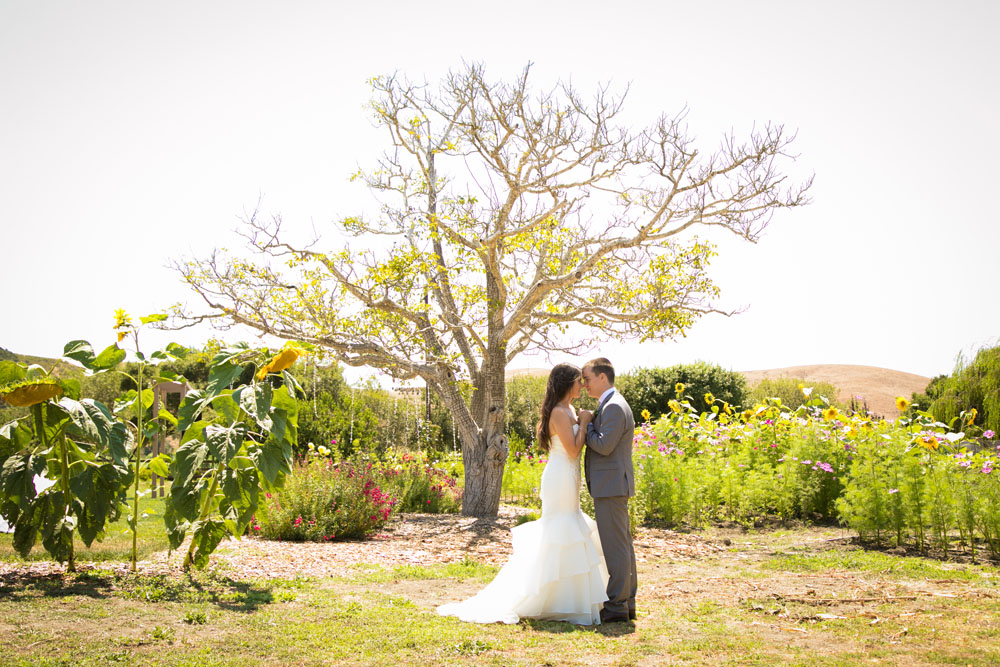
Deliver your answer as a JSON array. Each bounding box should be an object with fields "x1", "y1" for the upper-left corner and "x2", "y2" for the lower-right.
[{"x1": 2, "y1": 0, "x2": 998, "y2": 386}]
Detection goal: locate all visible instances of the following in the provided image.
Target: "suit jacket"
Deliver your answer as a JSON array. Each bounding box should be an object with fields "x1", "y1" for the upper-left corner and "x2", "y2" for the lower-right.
[{"x1": 584, "y1": 389, "x2": 635, "y2": 498}]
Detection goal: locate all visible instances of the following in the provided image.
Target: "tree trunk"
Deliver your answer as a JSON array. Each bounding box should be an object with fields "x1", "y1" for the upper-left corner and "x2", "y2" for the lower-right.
[
  {"x1": 460, "y1": 424, "x2": 507, "y2": 519},
  {"x1": 460, "y1": 352, "x2": 509, "y2": 519}
]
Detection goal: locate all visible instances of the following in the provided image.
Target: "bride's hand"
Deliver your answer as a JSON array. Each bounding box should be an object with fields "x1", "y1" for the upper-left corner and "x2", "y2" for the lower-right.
[{"x1": 577, "y1": 409, "x2": 593, "y2": 424}]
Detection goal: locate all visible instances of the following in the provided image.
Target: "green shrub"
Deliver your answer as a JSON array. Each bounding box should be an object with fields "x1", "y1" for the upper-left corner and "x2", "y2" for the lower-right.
[
  {"x1": 748, "y1": 377, "x2": 841, "y2": 411},
  {"x1": 255, "y1": 455, "x2": 396, "y2": 541},
  {"x1": 618, "y1": 362, "x2": 749, "y2": 420},
  {"x1": 927, "y1": 345, "x2": 1000, "y2": 434}
]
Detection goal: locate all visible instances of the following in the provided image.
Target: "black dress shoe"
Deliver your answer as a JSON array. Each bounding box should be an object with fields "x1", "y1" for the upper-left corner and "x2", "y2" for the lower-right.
[{"x1": 600, "y1": 609, "x2": 630, "y2": 624}]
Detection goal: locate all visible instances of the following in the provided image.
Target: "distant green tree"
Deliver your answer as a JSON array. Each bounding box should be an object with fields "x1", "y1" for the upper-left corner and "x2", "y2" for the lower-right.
[
  {"x1": 928, "y1": 345, "x2": 1000, "y2": 433},
  {"x1": 748, "y1": 377, "x2": 841, "y2": 411}
]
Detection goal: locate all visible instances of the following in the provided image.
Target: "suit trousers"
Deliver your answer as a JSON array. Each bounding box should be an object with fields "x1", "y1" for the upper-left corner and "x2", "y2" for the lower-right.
[{"x1": 593, "y1": 496, "x2": 637, "y2": 615}]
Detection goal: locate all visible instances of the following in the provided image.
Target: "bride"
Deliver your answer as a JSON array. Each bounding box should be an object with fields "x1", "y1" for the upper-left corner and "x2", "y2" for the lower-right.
[{"x1": 436, "y1": 363, "x2": 610, "y2": 625}]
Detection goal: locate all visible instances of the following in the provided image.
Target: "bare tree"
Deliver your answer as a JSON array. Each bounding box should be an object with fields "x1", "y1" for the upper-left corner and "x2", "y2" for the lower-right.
[{"x1": 176, "y1": 63, "x2": 811, "y2": 519}]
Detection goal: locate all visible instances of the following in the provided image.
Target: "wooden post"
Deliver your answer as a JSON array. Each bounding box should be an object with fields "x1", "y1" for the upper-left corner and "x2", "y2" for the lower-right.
[{"x1": 150, "y1": 381, "x2": 189, "y2": 499}]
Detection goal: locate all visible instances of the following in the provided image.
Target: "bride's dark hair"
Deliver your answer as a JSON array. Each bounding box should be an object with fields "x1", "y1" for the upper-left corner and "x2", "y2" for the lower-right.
[{"x1": 535, "y1": 363, "x2": 582, "y2": 453}]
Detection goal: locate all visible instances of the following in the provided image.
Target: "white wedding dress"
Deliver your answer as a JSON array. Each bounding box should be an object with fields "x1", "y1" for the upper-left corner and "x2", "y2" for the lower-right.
[{"x1": 437, "y1": 430, "x2": 610, "y2": 625}]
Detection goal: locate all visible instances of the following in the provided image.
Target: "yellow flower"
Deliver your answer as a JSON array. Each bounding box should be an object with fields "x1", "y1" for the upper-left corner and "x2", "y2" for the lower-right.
[
  {"x1": 920, "y1": 436, "x2": 939, "y2": 451},
  {"x1": 967, "y1": 408, "x2": 978, "y2": 424},
  {"x1": 674, "y1": 382, "x2": 685, "y2": 395},
  {"x1": 641, "y1": 408, "x2": 652, "y2": 422},
  {"x1": 742, "y1": 409, "x2": 753, "y2": 421},
  {"x1": 704, "y1": 392, "x2": 715, "y2": 405},
  {"x1": 256, "y1": 347, "x2": 302, "y2": 380},
  {"x1": 822, "y1": 407, "x2": 840, "y2": 421},
  {"x1": 895, "y1": 396, "x2": 910, "y2": 412},
  {"x1": 1, "y1": 379, "x2": 63, "y2": 407},
  {"x1": 724, "y1": 403, "x2": 733, "y2": 416},
  {"x1": 668, "y1": 400, "x2": 682, "y2": 414},
  {"x1": 113, "y1": 308, "x2": 132, "y2": 330}
]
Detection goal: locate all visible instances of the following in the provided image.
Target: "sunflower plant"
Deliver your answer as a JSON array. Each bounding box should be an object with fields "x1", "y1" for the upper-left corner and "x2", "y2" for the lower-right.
[
  {"x1": 0, "y1": 349, "x2": 129, "y2": 571},
  {"x1": 72, "y1": 310, "x2": 190, "y2": 572},
  {"x1": 163, "y1": 341, "x2": 306, "y2": 569}
]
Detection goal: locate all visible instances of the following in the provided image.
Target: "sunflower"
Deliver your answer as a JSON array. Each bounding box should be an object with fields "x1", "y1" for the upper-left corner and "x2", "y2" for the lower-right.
[
  {"x1": 704, "y1": 392, "x2": 716, "y2": 405},
  {"x1": 895, "y1": 396, "x2": 910, "y2": 412},
  {"x1": 822, "y1": 407, "x2": 840, "y2": 421},
  {"x1": 920, "y1": 436, "x2": 939, "y2": 451},
  {"x1": 256, "y1": 347, "x2": 302, "y2": 380},
  {"x1": 113, "y1": 308, "x2": 133, "y2": 342},
  {"x1": 641, "y1": 408, "x2": 652, "y2": 422},
  {"x1": 674, "y1": 382, "x2": 685, "y2": 395},
  {"x1": 967, "y1": 408, "x2": 978, "y2": 425},
  {"x1": 668, "y1": 399, "x2": 682, "y2": 414},
  {"x1": 1, "y1": 378, "x2": 63, "y2": 407}
]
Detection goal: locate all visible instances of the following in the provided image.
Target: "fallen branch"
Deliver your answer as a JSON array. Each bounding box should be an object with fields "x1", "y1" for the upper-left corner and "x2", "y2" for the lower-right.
[{"x1": 774, "y1": 595, "x2": 918, "y2": 605}]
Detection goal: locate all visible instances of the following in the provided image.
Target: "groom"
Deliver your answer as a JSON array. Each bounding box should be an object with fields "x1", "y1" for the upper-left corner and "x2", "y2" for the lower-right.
[{"x1": 581, "y1": 358, "x2": 637, "y2": 623}]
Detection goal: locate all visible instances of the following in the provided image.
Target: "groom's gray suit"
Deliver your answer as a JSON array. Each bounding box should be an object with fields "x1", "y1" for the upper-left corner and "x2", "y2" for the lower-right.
[{"x1": 584, "y1": 388, "x2": 637, "y2": 618}]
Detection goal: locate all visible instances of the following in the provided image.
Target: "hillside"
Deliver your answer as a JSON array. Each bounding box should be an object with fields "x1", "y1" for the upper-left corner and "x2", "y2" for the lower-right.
[
  {"x1": 504, "y1": 364, "x2": 930, "y2": 419},
  {"x1": 740, "y1": 364, "x2": 930, "y2": 418}
]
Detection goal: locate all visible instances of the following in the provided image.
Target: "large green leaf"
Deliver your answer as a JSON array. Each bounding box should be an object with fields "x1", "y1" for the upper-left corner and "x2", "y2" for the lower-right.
[
  {"x1": 0, "y1": 360, "x2": 26, "y2": 387},
  {"x1": 212, "y1": 391, "x2": 240, "y2": 424},
  {"x1": 187, "y1": 517, "x2": 228, "y2": 570},
  {"x1": 251, "y1": 441, "x2": 291, "y2": 488},
  {"x1": 238, "y1": 383, "x2": 273, "y2": 432},
  {"x1": 157, "y1": 408, "x2": 178, "y2": 428},
  {"x1": 177, "y1": 390, "x2": 208, "y2": 432},
  {"x1": 41, "y1": 502, "x2": 78, "y2": 565},
  {"x1": 165, "y1": 342, "x2": 193, "y2": 359},
  {"x1": 0, "y1": 452, "x2": 43, "y2": 513},
  {"x1": 92, "y1": 345, "x2": 126, "y2": 371},
  {"x1": 11, "y1": 492, "x2": 50, "y2": 557},
  {"x1": 146, "y1": 453, "x2": 171, "y2": 478},
  {"x1": 60, "y1": 398, "x2": 102, "y2": 445},
  {"x1": 204, "y1": 423, "x2": 244, "y2": 464},
  {"x1": 0, "y1": 419, "x2": 34, "y2": 462},
  {"x1": 170, "y1": 439, "x2": 211, "y2": 520},
  {"x1": 219, "y1": 466, "x2": 258, "y2": 534},
  {"x1": 205, "y1": 360, "x2": 245, "y2": 396},
  {"x1": 163, "y1": 499, "x2": 189, "y2": 550},
  {"x1": 62, "y1": 340, "x2": 96, "y2": 368}
]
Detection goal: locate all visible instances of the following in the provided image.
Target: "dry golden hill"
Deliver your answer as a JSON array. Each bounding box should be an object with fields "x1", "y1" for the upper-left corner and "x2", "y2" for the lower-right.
[{"x1": 740, "y1": 364, "x2": 930, "y2": 418}]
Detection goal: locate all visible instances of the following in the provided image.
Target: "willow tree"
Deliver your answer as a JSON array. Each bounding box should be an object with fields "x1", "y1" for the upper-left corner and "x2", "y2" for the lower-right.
[{"x1": 178, "y1": 63, "x2": 811, "y2": 518}]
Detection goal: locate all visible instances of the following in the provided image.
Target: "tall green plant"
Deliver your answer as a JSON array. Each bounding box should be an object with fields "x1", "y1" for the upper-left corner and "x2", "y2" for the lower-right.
[
  {"x1": 162, "y1": 343, "x2": 302, "y2": 569},
  {"x1": 0, "y1": 352, "x2": 130, "y2": 571},
  {"x1": 64, "y1": 311, "x2": 184, "y2": 572}
]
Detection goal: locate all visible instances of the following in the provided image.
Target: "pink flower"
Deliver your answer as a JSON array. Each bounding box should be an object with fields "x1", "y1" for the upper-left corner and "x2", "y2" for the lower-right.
[
  {"x1": 984, "y1": 430, "x2": 996, "y2": 439},
  {"x1": 888, "y1": 488, "x2": 899, "y2": 494}
]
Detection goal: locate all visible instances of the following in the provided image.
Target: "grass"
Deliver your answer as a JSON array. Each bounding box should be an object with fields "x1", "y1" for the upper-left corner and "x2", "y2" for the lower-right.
[
  {"x1": 0, "y1": 482, "x2": 170, "y2": 564},
  {"x1": 2, "y1": 525, "x2": 1000, "y2": 665},
  {"x1": 762, "y1": 548, "x2": 1000, "y2": 583}
]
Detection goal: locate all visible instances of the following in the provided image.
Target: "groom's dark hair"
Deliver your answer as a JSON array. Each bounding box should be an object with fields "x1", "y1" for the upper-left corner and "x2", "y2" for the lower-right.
[{"x1": 583, "y1": 357, "x2": 615, "y2": 385}]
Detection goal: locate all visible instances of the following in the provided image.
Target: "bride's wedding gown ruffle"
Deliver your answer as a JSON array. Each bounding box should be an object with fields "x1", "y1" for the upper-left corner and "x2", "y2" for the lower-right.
[{"x1": 436, "y1": 435, "x2": 610, "y2": 625}]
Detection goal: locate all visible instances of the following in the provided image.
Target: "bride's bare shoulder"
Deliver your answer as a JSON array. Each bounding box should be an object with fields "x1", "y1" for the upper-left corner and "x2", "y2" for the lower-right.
[{"x1": 549, "y1": 406, "x2": 573, "y2": 428}]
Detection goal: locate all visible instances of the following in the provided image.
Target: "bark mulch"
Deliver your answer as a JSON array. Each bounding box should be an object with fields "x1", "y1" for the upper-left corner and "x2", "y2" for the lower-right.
[{"x1": 0, "y1": 506, "x2": 726, "y2": 583}]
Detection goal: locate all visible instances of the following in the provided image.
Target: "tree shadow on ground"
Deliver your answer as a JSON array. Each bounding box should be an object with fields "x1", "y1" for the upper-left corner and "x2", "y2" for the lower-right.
[
  {"x1": 0, "y1": 567, "x2": 275, "y2": 612},
  {"x1": 0, "y1": 570, "x2": 116, "y2": 601}
]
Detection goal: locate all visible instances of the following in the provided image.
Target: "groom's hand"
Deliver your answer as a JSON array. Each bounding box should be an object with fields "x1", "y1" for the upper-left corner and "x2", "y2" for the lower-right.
[{"x1": 578, "y1": 409, "x2": 594, "y2": 425}]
